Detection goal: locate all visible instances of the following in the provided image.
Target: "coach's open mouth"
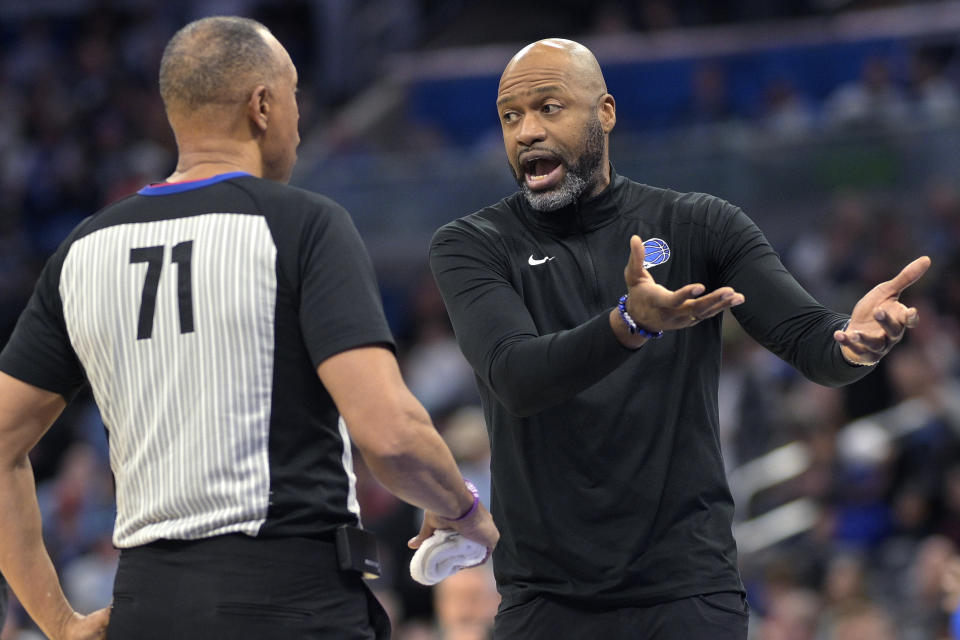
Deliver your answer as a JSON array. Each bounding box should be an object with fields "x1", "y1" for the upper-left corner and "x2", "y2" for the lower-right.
[{"x1": 522, "y1": 153, "x2": 564, "y2": 191}]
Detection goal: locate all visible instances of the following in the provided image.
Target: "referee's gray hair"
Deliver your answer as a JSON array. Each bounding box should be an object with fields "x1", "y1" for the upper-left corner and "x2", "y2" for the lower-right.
[{"x1": 159, "y1": 16, "x2": 279, "y2": 110}]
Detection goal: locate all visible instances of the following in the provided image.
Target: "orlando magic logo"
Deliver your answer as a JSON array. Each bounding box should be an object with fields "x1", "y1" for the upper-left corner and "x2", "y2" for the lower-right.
[{"x1": 643, "y1": 238, "x2": 670, "y2": 269}]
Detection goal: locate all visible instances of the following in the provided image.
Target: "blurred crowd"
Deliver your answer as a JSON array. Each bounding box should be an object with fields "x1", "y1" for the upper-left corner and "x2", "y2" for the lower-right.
[
  {"x1": 726, "y1": 180, "x2": 960, "y2": 640},
  {"x1": 2, "y1": 2, "x2": 960, "y2": 640},
  {"x1": 418, "y1": 0, "x2": 953, "y2": 47},
  {"x1": 674, "y1": 49, "x2": 959, "y2": 138}
]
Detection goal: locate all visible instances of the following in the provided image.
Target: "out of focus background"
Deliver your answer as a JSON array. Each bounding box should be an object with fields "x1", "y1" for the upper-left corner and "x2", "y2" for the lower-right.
[{"x1": 1, "y1": 0, "x2": 960, "y2": 638}]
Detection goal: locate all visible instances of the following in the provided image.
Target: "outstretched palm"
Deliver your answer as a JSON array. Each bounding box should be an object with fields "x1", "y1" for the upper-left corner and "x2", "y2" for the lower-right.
[
  {"x1": 834, "y1": 256, "x2": 931, "y2": 365},
  {"x1": 623, "y1": 235, "x2": 744, "y2": 331}
]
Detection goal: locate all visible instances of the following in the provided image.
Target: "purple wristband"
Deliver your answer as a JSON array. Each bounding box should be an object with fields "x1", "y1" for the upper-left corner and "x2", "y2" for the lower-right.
[{"x1": 446, "y1": 479, "x2": 480, "y2": 522}]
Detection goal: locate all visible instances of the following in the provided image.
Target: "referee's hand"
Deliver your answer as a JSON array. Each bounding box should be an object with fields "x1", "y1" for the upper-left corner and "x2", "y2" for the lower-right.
[
  {"x1": 59, "y1": 607, "x2": 110, "y2": 640},
  {"x1": 409, "y1": 503, "x2": 499, "y2": 564}
]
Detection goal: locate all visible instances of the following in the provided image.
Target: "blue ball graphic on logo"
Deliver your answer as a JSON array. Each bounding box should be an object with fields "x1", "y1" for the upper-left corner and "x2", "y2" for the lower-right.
[{"x1": 643, "y1": 238, "x2": 670, "y2": 267}]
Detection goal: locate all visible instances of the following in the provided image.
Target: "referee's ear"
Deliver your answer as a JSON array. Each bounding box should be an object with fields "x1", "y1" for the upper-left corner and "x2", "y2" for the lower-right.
[{"x1": 248, "y1": 85, "x2": 270, "y2": 133}]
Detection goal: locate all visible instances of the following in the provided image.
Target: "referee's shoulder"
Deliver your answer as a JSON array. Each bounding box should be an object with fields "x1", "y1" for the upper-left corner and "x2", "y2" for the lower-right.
[
  {"x1": 55, "y1": 192, "x2": 141, "y2": 249},
  {"x1": 229, "y1": 176, "x2": 351, "y2": 220}
]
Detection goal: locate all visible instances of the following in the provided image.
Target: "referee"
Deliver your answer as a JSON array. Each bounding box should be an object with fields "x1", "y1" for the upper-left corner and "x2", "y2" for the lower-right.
[{"x1": 0, "y1": 16, "x2": 496, "y2": 640}]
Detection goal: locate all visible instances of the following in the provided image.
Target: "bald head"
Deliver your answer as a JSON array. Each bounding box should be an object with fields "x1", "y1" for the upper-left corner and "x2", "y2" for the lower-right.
[
  {"x1": 496, "y1": 38, "x2": 616, "y2": 210},
  {"x1": 500, "y1": 38, "x2": 607, "y2": 97},
  {"x1": 159, "y1": 16, "x2": 281, "y2": 113}
]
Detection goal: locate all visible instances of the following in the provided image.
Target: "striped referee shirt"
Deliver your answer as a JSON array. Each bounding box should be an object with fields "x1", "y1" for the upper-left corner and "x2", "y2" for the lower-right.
[{"x1": 0, "y1": 173, "x2": 394, "y2": 548}]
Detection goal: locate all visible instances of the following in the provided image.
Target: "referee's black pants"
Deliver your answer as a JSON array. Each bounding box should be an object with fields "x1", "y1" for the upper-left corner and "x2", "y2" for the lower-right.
[
  {"x1": 107, "y1": 534, "x2": 390, "y2": 640},
  {"x1": 494, "y1": 591, "x2": 749, "y2": 640}
]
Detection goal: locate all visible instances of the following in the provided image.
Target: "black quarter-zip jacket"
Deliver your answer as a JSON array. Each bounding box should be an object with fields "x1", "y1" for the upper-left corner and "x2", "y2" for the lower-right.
[{"x1": 429, "y1": 170, "x2": 871, "y2": 610}]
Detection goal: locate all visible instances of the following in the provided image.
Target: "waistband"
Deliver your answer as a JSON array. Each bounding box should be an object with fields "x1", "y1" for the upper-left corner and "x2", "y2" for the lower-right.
[{"x1": 122, "y1": 533, "x2": 338, "y2": 566}]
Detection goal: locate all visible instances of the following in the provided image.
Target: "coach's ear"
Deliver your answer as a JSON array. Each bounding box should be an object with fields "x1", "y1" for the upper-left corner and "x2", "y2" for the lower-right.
[{"x1": 599, "y1": 94, "x2": 616, "y2": 134}]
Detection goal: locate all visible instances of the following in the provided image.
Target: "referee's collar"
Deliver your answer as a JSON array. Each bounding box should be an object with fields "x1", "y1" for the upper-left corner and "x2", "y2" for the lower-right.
[{"x1": 138, "y1": 171, "x2": 252, "y2": 196}]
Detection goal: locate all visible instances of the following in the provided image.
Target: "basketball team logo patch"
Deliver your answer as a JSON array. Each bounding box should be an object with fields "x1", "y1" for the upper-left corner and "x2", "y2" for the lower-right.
[{"x1": 643, "y1": 238, "x2": 670, "y2": 269}]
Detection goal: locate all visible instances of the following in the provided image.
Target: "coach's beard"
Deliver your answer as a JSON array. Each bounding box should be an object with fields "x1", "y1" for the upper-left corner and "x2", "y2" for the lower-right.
[{"x1": 517, "y1": 117, "x2": 605, "y2": 212}]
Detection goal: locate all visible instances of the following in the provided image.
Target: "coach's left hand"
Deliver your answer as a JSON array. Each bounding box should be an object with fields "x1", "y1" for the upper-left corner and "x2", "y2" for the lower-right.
[{"x1": 834, "y1": 256, "x2": 931, "y2": 366}]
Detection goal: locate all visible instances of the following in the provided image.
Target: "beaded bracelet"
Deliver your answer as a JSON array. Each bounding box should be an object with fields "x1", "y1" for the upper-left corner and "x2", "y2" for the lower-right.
[
  {"x1": 445, "y1": 479, "x2": 480, "y2": 521},
  {"x1": 618, "y1": 295, "x2": 663, "y2": 339}
]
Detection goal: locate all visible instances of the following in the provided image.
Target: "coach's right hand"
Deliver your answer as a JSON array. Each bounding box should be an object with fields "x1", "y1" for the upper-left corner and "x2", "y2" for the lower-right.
[
  {"x1": 409, "y1": 502, "x2": 499, "y2": 563},
  {"x1": 623, "y1": 235, "x2": 745, "y2": 333},
  {"x1": 59, "y1": 607, "x2": 110, "y2": 640}
]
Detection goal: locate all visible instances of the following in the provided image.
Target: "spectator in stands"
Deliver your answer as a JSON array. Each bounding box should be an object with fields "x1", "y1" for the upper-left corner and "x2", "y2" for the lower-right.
[
  {"x1": 680, "y1": 61, "x2": 738, "y2": 129},
  {"x1": 910, "y1": 49, "x2": 960, "y2": 125},
  {"x1": 824, "y1": 57, "x2": 910, "y2": 129},
  {"x1": 760, "y1": 78, "x2": 814, "y2": 139},
  {"x1": 898, "y1": 535, "x2": 957, "y2": 639},
  {"x1": 828, "y1": 601, "x2": 899, "y2": 640},
  {"x1": 434, "y1": 565, "x2": 499, "y2": 640},
  {"x1": 757, "y1": 588, "x2": 820, "y2": 640},
  {"x1": 943, "y1": 554, "x2": 960, "y2": 640}
]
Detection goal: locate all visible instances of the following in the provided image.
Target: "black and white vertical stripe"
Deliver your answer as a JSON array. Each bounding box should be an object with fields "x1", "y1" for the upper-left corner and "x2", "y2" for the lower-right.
[
  {"x1": 60, "y1": 213, "x2": 278, "y2": 548},
  {"x1": 338, "y1": 417, "x2": 361, "y2": 522}
]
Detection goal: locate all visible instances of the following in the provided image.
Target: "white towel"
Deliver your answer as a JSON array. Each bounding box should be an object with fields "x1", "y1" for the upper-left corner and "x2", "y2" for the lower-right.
[{"x1": 409, "y1": 529, "x2": 487, "y2": 586}]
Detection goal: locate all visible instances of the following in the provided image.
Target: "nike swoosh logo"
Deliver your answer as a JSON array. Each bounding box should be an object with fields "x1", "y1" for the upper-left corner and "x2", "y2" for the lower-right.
[{"x1": 528, "y1": 255, "x2": 556, "y2": 266}]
